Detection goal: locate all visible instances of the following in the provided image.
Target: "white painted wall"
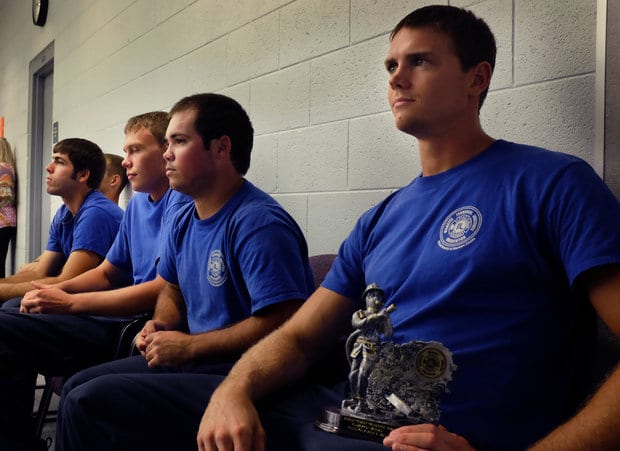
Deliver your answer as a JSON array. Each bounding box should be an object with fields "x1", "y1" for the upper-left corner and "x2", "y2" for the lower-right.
[{"x1": 0, "y1": 0, "x2": 598, "y2": 264}]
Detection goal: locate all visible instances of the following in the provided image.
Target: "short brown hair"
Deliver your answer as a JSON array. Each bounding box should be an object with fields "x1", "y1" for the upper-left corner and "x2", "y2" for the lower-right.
[
  {"x1": 170, "y1": 94, "x2": 254, "y2": 175},
  {"x1": 124, "y1": 111, "x2": 170, "y2": 146}
]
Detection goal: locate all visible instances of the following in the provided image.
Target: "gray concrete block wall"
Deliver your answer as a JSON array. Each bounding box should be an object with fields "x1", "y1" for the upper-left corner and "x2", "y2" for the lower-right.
[{"x1": 0, "y1": 0, "x2": 600, "y2": 260}]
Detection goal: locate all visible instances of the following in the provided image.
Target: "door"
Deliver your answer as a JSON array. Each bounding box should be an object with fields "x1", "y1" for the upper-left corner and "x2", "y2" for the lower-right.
[{"x1": 28, "y1": 42, "x2": 54, "y2": 261}]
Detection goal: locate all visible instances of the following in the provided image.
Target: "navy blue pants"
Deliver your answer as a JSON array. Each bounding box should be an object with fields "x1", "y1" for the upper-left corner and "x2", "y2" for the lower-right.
[
  {"x1": 0, "y1": 299, "x2": 133, "y2": 451},
  {"x1": 57, "y1": 355, "x2": 388, "y2": 451}
]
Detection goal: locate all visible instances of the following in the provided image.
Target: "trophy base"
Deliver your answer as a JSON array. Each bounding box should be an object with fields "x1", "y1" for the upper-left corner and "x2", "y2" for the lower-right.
[{"x1": 315, "y1": 407, "x2": 401, "y2": 443}]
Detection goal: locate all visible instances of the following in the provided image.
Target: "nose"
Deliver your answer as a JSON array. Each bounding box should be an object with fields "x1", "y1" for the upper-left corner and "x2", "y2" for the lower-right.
[
  {"x1": 45, "y1": 161, "x2": 53, "y2": 173},
  {"x1": 163, "y1": 146, "x2": 173, "y2": 162},
  {"x1": 122, "y1": 156, "x2": 130, "y2": 168},
  {"x1": 389, "y1": 64, "x2": 409, "y2": 90}
]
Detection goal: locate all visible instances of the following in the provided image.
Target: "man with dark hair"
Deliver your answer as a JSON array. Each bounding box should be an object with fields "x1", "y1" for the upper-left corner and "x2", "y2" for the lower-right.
[
  {"x1": 188, "y1": 5, "x2": 620, "y2": 451},
  {"x1": 17, "y1": 152, "x2": 128, "y2": 272},
  {"x1": 0, "y1": 112, "x2": 191, "y2": 451},
  {"x1": 56, "y1": 93, "x2": 314, "y2": 451},
  {"x1": 0, "y1": 138, "x2": 123, "y2": 302},
  {"x1": 99, "y1": 153, "x2": 129, "y2": 204},
  {"x1": 169, "y1": 94, "x2": 253, "y2": 175}
]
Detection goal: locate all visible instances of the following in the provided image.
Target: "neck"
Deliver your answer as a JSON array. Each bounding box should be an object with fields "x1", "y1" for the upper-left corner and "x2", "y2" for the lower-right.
[
  {"x1": 193, "y1": 177, "x2": 244, "y2": 220},
  {"x1": 62, "y1": 187, "x2": 92, "y2": 216},
  {"x1": 416, "y1": 120, "x2": 495, "y2": 176},
  {"x1": 149, "y1": 180, "x2": 171, "y2": 203}
]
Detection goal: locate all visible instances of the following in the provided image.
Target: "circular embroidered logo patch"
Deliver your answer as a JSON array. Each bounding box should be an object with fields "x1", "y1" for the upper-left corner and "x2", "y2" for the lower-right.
[
  {"x1": 207, "y1": 250, "x2": 227, "y2": 286},
  {"x1": 415, "y1": 345, "x2": 448, "y2": 379},
  {"x1": 438, "y1": 206, "x2": 482, "y2": 250}
]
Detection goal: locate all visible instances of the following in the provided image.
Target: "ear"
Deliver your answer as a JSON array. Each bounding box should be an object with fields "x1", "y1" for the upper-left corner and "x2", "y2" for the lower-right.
[
  {"x1": 76, "y1": 169, "x2": 90, "y2": 184},
  {"x1": 468, "y1": 61, "x2": 492, "y2": 98},
  {"x1": 213, "y1": 135, "x2": 232, "y2": 160},
  {"x1": 109, "y1": 174, "x2": 121, "y2": 187}
]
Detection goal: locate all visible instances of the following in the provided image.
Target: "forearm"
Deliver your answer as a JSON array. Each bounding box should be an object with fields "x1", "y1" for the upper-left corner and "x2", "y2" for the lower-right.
[
  {"x1": 188, "y1": 300, "x2": 301, "y2": 362},
  {"x1": 54, "y1": 265, "x2": 114, "y2": 293},
  {"x1": 0, "y1": 280, "x2": 38, "y2": 301},
  {"x1": 151, "y1": 281, "x2": 187, "y2": 330},
  {"x1": 529, "y1": 365, "x2": 620, "y2": 450},
  {"x1": 0, "y1": 270, "x2": 44, "y2": 284},
  {"x1": 0, "y1": 272, "x2": 83, "y2": 301},
  {"x1": 220, "y1": 323, "x2": 315, "y2": 402},
  {"x1": 69, "y1": 278, "x2": 163, "y2": 316},
  {"x1": 222, "y1": 290, "x2": 351, "y2": 401}
]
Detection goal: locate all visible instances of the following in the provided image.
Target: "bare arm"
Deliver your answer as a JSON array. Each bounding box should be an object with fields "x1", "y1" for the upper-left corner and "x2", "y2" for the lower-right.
[
  {"x1": 16, "y1": 256, "x2": 42, "y2": 276},
  {"x1": 1, "y1": 251, "x2": 63, "y2": 283},
  {"x1": 55, "y1": 259, "x2": 128, "y2": 293},
  {"x1": 197, "y1": 287, "x2": 354, "y2": 451},
  {"x1": 152, "y1": 280, "x2": 187, "y2": 329},
  {"x1": 530, "y1": 265, "x2": 620, "y2": 450},
  {"x1": 0, "y1": 249, "x2": 102, "y2": 302},
  {"x1": 21, "y1": 274, "x2": 164, "y2": 316},
  {"x1": 143, "y1": 297, "x2": 304, "y2": 368}
]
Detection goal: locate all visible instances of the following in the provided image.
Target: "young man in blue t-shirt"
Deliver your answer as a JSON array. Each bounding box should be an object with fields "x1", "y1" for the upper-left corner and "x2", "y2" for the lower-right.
[
  {"x1": 0, "y1": 112, "x2": 191, "y2": 451},
  {"x1": 0, "y1": 138, "x2": 123, "y2": 303},
  {"x1": 56, "y1": 93, "x2": 314, "y2": 451},
  {"x1": 15, "y1": 152, "x2": 127, "y2": 275},
  {"x1": 193, "y1": 6, "x2": 620, "y2": 451}
]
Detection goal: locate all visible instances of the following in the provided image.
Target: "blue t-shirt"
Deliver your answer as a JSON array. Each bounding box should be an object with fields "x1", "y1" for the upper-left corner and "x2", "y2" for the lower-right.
[
  {"x1": 158, "y1": 180, "x2": 314, "y2": 334},
  {"x1": 46, "y1": 190, "x2": 123, "y2": 260},
  {"x1": 323, "y1": 140, "x2": 620, "y2": 450},
  {"x1": 106, "y1": 189, "x2": 192, "y2": 285}
]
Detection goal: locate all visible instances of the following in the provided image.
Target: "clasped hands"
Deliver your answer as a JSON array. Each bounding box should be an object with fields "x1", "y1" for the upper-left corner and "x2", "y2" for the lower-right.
[
  {"x1": 21, "y1": 281, "x2": 73, "y2": 313},
  {"x1": 136, "y1": 319, "x2": 194, "y2": 367}
]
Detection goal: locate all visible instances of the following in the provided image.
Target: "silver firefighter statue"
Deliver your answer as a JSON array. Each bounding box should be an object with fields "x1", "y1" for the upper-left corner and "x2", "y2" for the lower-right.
[{"x1": 343, "y1": 283, "x2": 396, "y2": 412}]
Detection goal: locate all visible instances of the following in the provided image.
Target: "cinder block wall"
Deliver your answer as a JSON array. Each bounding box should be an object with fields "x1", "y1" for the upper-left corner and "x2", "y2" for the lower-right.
[{"x1": 0, "y1": 0, "x2": 597, "y2": 263}]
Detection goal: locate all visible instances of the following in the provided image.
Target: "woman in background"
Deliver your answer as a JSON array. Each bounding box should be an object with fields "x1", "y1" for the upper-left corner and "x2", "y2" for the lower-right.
[{"x1": 0, "y1": 138, "x2": 16, "y2": 277}]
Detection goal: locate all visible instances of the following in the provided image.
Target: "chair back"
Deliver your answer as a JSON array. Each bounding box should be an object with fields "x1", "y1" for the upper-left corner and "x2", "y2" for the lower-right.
[{"x1": 309, "y1": 254, "x2": 337, "y2": 289}]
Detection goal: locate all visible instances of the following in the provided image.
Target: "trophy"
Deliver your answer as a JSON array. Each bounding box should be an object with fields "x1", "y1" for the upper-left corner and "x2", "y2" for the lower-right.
[{"x1": 315, "y1": 283, "x2": 456, "y2": 443}]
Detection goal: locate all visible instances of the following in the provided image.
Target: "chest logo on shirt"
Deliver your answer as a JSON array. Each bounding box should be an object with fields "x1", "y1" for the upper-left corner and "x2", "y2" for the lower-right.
[
  {"x1": 438, "y1": 206, "x2": 482, "y2": 251},
  {"x1": 207, "y1": 250, "x2": 228, "y2": 287}
]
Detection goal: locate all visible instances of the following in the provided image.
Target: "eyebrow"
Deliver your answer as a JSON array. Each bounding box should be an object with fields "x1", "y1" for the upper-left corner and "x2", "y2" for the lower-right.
[
  {"x1": 123, "y1": 143, "x2": 143, "y2": 151},
  {"x1": 385, "y1": 51, "x2": 433, "y2": 67},
  {"x1": 52, "y1": 153, "x2": 68, "y2": 163}
]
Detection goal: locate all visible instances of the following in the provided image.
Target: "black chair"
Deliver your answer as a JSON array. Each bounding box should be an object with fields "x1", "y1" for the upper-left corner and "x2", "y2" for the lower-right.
[{"x1": 33, "y1": 313, "x2": 150, "y2": 437}]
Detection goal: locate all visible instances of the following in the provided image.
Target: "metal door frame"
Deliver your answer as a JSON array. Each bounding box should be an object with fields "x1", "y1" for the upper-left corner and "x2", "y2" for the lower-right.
[{"x1": 28, "y1": 41, "x2": 54, "y2": 261}]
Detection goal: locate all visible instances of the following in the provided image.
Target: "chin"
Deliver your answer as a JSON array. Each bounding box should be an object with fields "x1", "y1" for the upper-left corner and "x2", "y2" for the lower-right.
[
  {"x1": 394, "y1": 118, "x2": 424, "y2": 136},
  {"x1": 168, "y1": 182, "x2": 183, "y2": 192},
  {"x1": 394, "y1": 121, "x2": 415, "y2": 134}
]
